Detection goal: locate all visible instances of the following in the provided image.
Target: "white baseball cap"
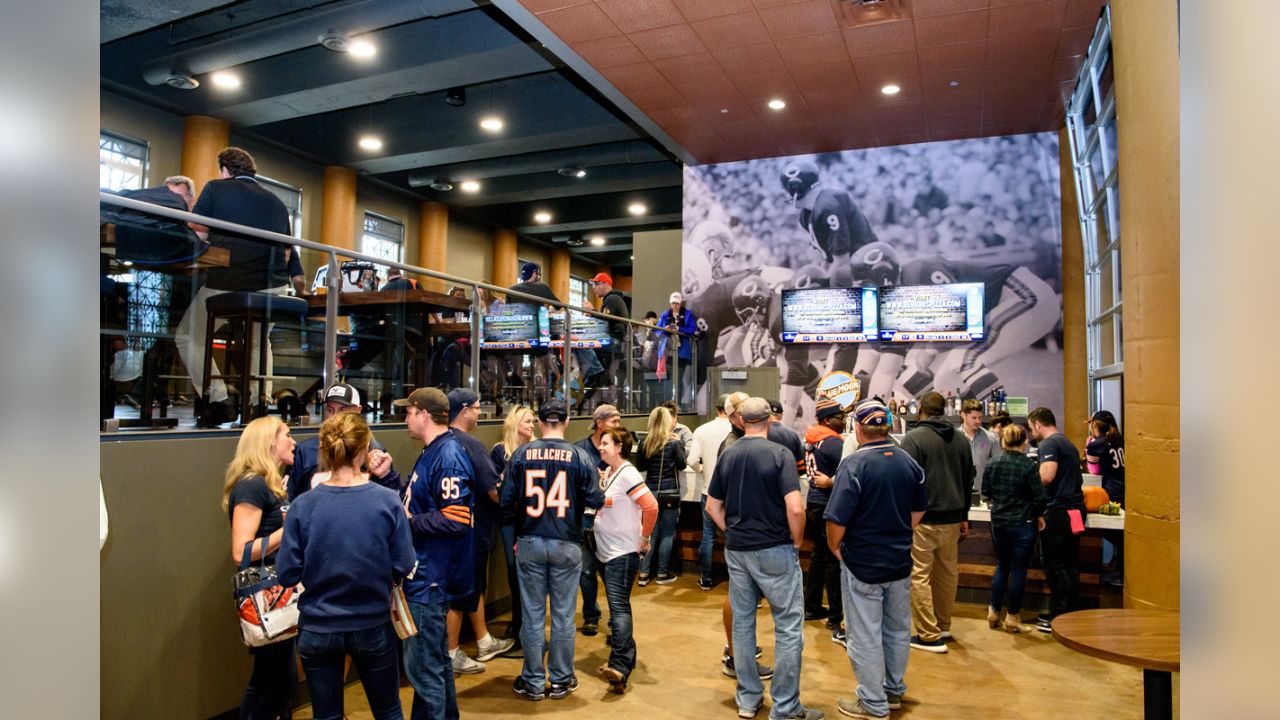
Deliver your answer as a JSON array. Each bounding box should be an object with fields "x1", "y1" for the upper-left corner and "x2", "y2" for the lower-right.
[{"x1": 669, "y1": 291, "x2": 684, "y2": 303}]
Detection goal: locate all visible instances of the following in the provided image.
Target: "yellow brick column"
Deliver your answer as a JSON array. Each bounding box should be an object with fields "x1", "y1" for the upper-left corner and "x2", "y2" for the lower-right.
[
  {"x1": 1112, "y1": 0, "x2": 1180, "y2": 611},
  {"x1": 418, "y1": 201, "x2": 448, "y2": 292},
  {"x1": 493, "y1": 229, "x2": 518, "y2": 289},
  {"x1": 320, "y1": 166, "x2": 357, "y2": 252},
  {"x1": 1059, "y1": 126, "x2": 1089, "y2": 451},
  {"x1": 180, "y1": 116, "x2": 230, "y2": 195},
  {"x1": 549, "y1": 248, "x2": 571, "y2": 303}
]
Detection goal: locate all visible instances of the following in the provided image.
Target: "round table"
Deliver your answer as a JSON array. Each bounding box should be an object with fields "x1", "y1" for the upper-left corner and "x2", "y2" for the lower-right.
[{"x1": 1051, "y1": 609, "x2": 1179, "y2": 720}]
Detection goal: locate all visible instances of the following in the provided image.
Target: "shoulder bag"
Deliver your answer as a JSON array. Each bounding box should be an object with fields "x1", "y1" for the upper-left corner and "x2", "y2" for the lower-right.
[{"x1": 232, "y1": 537, "x2": 303, "y2": 647}]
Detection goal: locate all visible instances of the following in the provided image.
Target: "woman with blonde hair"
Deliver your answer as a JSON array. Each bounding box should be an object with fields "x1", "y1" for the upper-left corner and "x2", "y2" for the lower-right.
[
  {"x1": 635, "y1": 405, "x2": 687, "y2": 586},
  {"x1": 491, "y1": 404, "x2": 537, "y2": 648},
  {"x1": 277, "y1": 412, "x2": 414, "y2": 720},
  {"x1": 223, "y1": 416, "x2": 297, "y2": 720},
  {"x1": 980, "y1": 423, "x2": 1046, "y2": 633}
]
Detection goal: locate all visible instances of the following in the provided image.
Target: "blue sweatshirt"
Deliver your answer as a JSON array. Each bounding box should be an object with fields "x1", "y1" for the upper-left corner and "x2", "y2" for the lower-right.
[{"x1": 276, "y1": 482, "x2": 415, "y2": 633}]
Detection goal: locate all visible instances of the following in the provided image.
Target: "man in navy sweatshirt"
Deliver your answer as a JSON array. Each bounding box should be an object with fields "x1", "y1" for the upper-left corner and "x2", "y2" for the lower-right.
[{"x1": 394, "y1": 387, "x2": 475, "y2": 720}]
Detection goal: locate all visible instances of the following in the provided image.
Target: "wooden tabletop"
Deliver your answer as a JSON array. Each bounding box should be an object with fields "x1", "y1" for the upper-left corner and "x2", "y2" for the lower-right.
[
  {"x1": 306, "y1": 288, "x2": 471, "y2": 312},
  {"x1": 101, "y1": 223, "x2": 231, "y2": 269},
  {"x1": 1052, "y1": 609, "x2": 1180, "y2": 673}
]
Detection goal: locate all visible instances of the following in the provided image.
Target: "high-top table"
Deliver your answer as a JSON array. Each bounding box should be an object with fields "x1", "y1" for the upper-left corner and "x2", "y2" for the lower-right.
[{"x1": 1052, "y1": 609, "x2": 1179, "y2": 719}]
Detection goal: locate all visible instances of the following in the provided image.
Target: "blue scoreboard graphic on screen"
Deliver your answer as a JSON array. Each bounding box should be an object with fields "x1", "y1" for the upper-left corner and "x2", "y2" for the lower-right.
[
  {"x1": 781, "y1": 287, "x2": 878, "y2": 343},
  {"x1": 480, "y1": 302, "x2": 544, "y2": 349},
  {"x1": 878, "y1": 283, "x2": 985, "y2": 342}
]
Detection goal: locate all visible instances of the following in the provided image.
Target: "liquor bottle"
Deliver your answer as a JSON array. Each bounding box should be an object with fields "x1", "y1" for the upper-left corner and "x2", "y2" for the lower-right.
[
  {"x1": 945, "y1": 390, "x2": 954, "y2": 416},
  {"x1": 908, "y1": 398, "x2": 918, "y2": 416},
  {"x1": 955, "y1": 388, "x2": 963, "y2": 414},
  {"x1": 998, "y1": 388, "x2": 1007, "y2": 413}
]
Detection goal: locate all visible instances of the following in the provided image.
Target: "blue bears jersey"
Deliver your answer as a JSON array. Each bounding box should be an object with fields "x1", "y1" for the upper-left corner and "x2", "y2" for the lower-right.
[
  {"x1": 499, "y1": 437, "x2": 604, "y2": 542},
  {"x1": 403, "y1": 431, "x2": 475, "y2": 603}
]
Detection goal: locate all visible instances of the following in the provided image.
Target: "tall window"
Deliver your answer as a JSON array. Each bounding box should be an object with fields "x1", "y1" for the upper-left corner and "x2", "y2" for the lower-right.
[
  {"x1": 362, "y1": 212, "x2": 404, "y2": 284},
  {"x1": 100, "y1": 130, "x2": 148, "y2": 191},
  {"x1": 1065, "y1": 6, "x2": 1122, "y2": 422},
  {"x1": 569, "y1": 276, "x2": 587, "y2": 309},
  {"x1": 258, "y1": 175, "x2": 303, "y2": 238}
]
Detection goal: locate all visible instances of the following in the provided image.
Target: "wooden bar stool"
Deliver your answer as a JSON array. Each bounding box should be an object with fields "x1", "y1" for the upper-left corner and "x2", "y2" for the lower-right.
[{"x1": 201, "y1": 291, "x2": 309, "y2": 424}]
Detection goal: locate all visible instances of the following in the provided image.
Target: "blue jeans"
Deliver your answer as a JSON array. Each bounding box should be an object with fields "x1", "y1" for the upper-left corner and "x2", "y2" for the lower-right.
[
  {"x1": 989, "y1": 521, "x2": 1037, "y2": 614},
  {"x1": 602, "y1": 552, "x2": 640, "y2": 680},
  {"x1": 841, "y1": 567, "x2": 910, "y2": 717},
  {"x1": 580, "y1": 545, "x2": 601, "y2": 623},
  {"x1": 699, "y1": 496, "x2": 718, "y2": 581},
  {"x1": 641, "y1": 505, "x2": 679, "y2": 576},
  {"x1": 516, "y1": 535, "x2": 582, "y2": 692},
  {"x1": 404, "y1": 597, "x2": 457, "y2": 720},
  {"x1": 726, "y1": 545, "x2": 805, "y2": 720},
  {"x1": 299, "y1": 623, "x2": 402, "y2": 720},
  {"x1": 499, "y1": 523, "x2": 522, "y2": 637}
]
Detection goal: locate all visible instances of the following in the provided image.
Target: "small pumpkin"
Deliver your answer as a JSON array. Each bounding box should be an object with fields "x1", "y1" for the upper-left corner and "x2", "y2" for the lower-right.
[{"x1": 1083, "y1": 485, "x2": 1110, "y2": 512}]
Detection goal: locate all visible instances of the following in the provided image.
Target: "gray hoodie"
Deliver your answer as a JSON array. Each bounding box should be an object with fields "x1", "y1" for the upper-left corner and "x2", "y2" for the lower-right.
[{"x1": 899, "y1": 417, "x2": 976, "y2": 524}]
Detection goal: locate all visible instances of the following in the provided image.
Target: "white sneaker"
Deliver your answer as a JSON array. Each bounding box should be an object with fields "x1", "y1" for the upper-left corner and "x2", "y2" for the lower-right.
[
  {"x1": 452, "y1": 647, "x2": 485, "y2": 674},
  {"x1": 475, "y1": 635, "x2": 515, "y2": 662}
]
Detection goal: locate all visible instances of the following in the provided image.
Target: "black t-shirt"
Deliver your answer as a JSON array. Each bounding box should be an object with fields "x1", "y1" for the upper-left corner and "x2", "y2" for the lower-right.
[
  {"x1": 450, "y1": 429, "x2": 500, "y2": 551},
  {"x1": 508, "y1": 281, "x2": 559, "y2": 303},
  {"x1": 1085, "y1": 436, "x2": 1125, "y2": 504},
  {"x1": 599, "y1": 290, "x2": 630, "y2": 346},
  {"x1": 227, "y1": 475, "x2": 286, "y2": 558},
  {"x1": 193, "y1": 177, "x2": 291, "y2": 291},
  {"x1": 708, "y1": 436, "x2": 800, "y2": 551},
  {"x1": 1037, "y1": 433, "x2": 1084, "y2": 510}
]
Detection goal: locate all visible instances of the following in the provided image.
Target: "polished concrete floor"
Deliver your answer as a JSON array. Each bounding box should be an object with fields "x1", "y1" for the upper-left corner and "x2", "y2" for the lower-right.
[{"x1": 295, "y1": 574, "x2": 1158, "y2": 719}]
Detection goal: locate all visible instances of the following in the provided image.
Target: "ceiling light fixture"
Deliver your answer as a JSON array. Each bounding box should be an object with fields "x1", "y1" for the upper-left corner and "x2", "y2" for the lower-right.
[
  {"x1": 479, "y1": 116, "x2": 504, "y2": 132},
  {"x1": 628, "y1": 202, "x2": 647, "y2": 216},
  {"x1": 881, "y1": 83, "x2": 901, "y2": 96},
  {"x1": 357, "y1": 135, "x2": 383, "y2": 151},
  {"x1": 949, "y1": 80, "x2": 960, "y2": 88},
  {"x1": 590, "y1": 236, "x2": 606, "y2": 246},
  {"x1": 348, "y1": 39, "x2": 376, "y2": 58},
  {"x1": 534, "y1": 211, "x2": 552, "y2": 224},
  {"x1": 210, "y1": 71, "x2": 241, "y2": 89},
  {"x1": 429, "y1": 180, "x2": 453, "y2": 192},
  {"x1": 460, "y1": 180, "x2": 481, "y2": 193},
  {"x1": 446, "y1": 87, "x2": 466, "y2": 107},
  {"x1": 557, "y1": 166, "x2": 587, "y2": 178},
  {"x1": 767, "y1": 99, "x2": 786, "y2": 110}
]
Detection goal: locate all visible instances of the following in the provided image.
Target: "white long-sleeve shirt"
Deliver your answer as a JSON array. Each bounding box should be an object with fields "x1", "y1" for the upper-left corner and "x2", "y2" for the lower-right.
[{"x1": 688, "y1": 416, "x2": 733, "y2": 497}]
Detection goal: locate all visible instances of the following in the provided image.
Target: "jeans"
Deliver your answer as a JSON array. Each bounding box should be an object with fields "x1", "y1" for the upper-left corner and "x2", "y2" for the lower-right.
[
  {"x1": 989, "y1": 522, "x2": 1038, "y2": 614},
  {"x1": 601, "y1": 552, "x2": 640, "y2": 681},
  {"x1": 699, "y1": 496, "x2": 719, "y2": 581},
  {"x1": 580, "y1": 545, "x2": 602, "y2": 623},
  {"x1": 641, "y1": 505, "x2": 679, "y2": 576},
  {"x1": 240, "y1": 637, "x2": 296, "y2": 720},
  {"x1": 1040, "y1": 508, "x2": 1081, "y2": 617},
  {"x1": 726, "y1": 545, "x2": 805, "y2": 720},
  {"x1": 804, "y1": 506, "x2": 842, "y2": 623},
  {"x1": 841, "y1": 567, "x2": 911, "y2": 717},
  {"x1": 516, "y1": 535, "x2": 583, "y2": 692},
  {"x1": 404, "y1": 597, "x2": 457, "y2": 720},
  {"x1": 299, "y1": 623, "x2": 403, "y2": 720},
  {"x1": 499, "y1": 522, "x2": 522, "y2": 637},
  {"x1": 661, "y1": 359, "x2": 696, "y2": 409}
]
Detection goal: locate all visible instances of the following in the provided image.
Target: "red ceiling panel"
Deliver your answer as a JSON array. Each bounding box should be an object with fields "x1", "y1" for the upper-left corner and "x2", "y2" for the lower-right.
[
  {"x1": 982, "y1": 61, "x2": 1052, "y2": 89},
  {"x1": 1063, "y1": 0, "x2": 1106, "y2": 28},
  {"x1": 775, "y1": 32, "x2": 849, "y2": 70},
  {"x1": 988, "y1": 0, "x2": 1067, "y2": 35},
  {"x1": 801, "y1": 89, "x2": 864, "y2": 117},
  {"x1": 852, "y1": 50, "x2": 921, "y2": 88},
  {"x1": 983, "y1": 83, "x2": 1049, "y2": 110},
  {"x1": 600, "y1": 62, "x2": 670, "y2": 91},
  {"x1": 629, "y1": 23, "x2": 709, "y2": 60},
  {"x1": 842, "y1": 20, "x2": 916, "y2": 58},
  {"x1": 878, "y1": 131, "x2": 930, "y2": 146},
  {"x1": 536, "y1": 3, "x2": 621, "y2": 43},
  {"x1": 711, "y1": 42, "x2": 789, "y2": 77},
  {"x1": 671, "y1": 0, "x2": 757, "y2": 22},
  {"x1": 928, "y1": 111, "x2": 983, "y2": 133},
  {"x1": 626, "y1": 82, "x2": 690, "y2": 111},
  {"x1": 1053, "y1": 54, "x2": 1085, "y2": 81},
  {"x1": 923, "y1": 68, "x2": 984, "y2": 95},
  {"x1": 750, "y1": 0, "x2": 814, "y2": 9},
  {"x1": 788, "y1": 59, "x2": 857, "y2": 93},
  {"x1": 653, "y1": 53, "x2": 728, "y2": 85},
  {"x1": 755, "y1": 0, "x2": 839, "y2": 40},
  {"x1": 689, "y1": 12, "x2": 773, "y2": 50},
  {"x1": 524, "y1": 0, "x2": 593, "y2": 13},
  {"x1": 915, "y1": 10, "x2": 989, "y2": 47},
  {"x1": 596, "y1": 0, "x2": 686, "y2": 33},
  {"x1": 912, "y1": 0, "x2": 989, "y2": 20},
  {"x1": 572, "y1": 35, "x2": 650, "y2": 69},
  {"x1": 924, "y1": 90, "x2": 984, "y2": 115},
  {"x1": 1056, "y1": 25, "x2": 1095, "y2": 57},
  {"x1": 985, "y1": 32, "x2": 1058, "y2": 65}
]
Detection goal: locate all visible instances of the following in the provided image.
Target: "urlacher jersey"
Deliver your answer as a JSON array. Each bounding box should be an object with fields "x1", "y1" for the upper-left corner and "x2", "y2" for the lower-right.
[
  {"x1": 404, "y1": 431, "x2": 475, "y2": 603},
  {"x1": 800, "y1": 189, "x2": 879, "y2": 263},
  {"x1": 500, "y1": 438, "x2": 604, "y2": 542},
  {"x1": 899, "y1": 255, "x2": 1017, "y2": 313}
]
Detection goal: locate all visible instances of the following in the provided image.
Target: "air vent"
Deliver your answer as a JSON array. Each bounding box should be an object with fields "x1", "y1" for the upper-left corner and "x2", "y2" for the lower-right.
[
  {"x1": 429, "y1": 180, "x2": 453, "y2": 192},
  {"x1": 318, "y1": 33, "x2": 349, "y2": 52},
  {"x1": 836, "y1": 0, "x2": 906, "y2": 27},
  {"x1": 165, "y1": 73, "x2": 200, "y2": 90}
]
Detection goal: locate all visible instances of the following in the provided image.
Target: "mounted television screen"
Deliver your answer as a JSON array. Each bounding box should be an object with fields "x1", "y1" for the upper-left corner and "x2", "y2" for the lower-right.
[
  {"x1": 544, "y1": 310, "x2": 613, "y2": 348},
  {"x1": 480, "y1": 302, "x2": 542, "y2": 349},
  {"x1": 878, "y1": 283, "x2": 985, "y2": 342},
  {"x1": 781, "y1": 287, "x2": 878, "y2": 343}
]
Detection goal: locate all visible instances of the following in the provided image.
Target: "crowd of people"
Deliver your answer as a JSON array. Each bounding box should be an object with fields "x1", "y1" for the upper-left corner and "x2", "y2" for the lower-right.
[{"x1": 222, "y1": 374, "x2": 1123, "y2": 719}]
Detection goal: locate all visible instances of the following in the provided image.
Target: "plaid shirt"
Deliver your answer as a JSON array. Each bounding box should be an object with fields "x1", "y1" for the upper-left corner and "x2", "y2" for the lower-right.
[{"x1": 980, "y1": 452, "x2": 1046, "y2": 527}]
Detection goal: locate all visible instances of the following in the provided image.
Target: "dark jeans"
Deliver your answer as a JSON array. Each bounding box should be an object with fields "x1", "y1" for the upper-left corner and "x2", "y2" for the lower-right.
[
  {"x1": 240, "y1": 637, "x2": 296, "y2": 720},
  {"x1": 602, "y1": 552, "x2": 640, "y2": 681},
  {"x1": 803, "y1": 505, "x2": 842, "y2": 623},
  {"x1": 699, "y1": 496, "x2": 718, "y2": 581},
  {"x1": 404, "y1": 598, "x2": 457, "y2": 720},
  {"x1": 641, "y1": 505, "x2": 679, "y2": 576},
  {"x1": 298, "y1": 623, "x2": 403, "y2": 720},
  {"x1": 1039, "y1": 508, "x2": 1081, "y2": 617},
  {"x1": 499, "y1": 522, "x2": 522, "y2": 638},
  {"x1": 989, "y1": 521, "x2": 1038, "y2": 614},
  {"x1": 580, "y1": 544, "x2": 602, "y2": 623}
]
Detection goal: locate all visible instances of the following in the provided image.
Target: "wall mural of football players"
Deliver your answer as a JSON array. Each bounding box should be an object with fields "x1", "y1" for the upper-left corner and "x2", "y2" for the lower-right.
[{"x1": 683, "y1": 133, "x2": 1065, "y2": 432}]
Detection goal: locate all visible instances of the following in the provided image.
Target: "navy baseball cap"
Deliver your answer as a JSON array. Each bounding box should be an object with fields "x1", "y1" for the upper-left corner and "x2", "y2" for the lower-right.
[
  {"x1": 447, "y1": 388, "x2": 480, "y2": 422},
  {"x1": 853, "y1": 399, "x2": 889, "y2": 426},
  {"x1": 538, "y1": 400, "x2": 568, "y2": 423},
  {"x1": 519, "y1": 261, "x2": 540, "y2": 281}
]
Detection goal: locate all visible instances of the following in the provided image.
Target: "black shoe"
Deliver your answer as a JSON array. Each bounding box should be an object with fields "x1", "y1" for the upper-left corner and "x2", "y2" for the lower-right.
[
  {"x1": 722, "y1": 655, "x2": 774, "y2": 680},
  {"x1": 805, "y1": 607, "x2": 830, "y2": 622},
  {"x1": 1037, "y1": 612, "x2": 1053, "y2": 624},
  {"x1": 656, "y1": 571, "x2": 677, "y2": 584},
  {"x1": 698, "y1": 577, "x2": 714, "y2": 591},
  {"x1": 582, "y1": 620, "x2": 599, "y2": 637},
  {"x1": 1036, "y1": 619, "x2": 1054, "y2": 634},
  {"x1": 547, "y1": 677, "x2": 579, "y2": 699},
  {"x1": 512, "y1": 677, "x2": 543, "y2": 701},
  {"x1": 637, "y1": 573, "x2": 651, "y2": 587},
  {"x1": 825, "y1": 617, "x2": 843, "y2": 630}
]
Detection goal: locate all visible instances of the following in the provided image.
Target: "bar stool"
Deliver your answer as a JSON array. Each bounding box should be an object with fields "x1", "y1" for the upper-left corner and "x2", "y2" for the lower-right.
[{"x1": 202, "y1": 291, "x2": 309, "y2": 424}]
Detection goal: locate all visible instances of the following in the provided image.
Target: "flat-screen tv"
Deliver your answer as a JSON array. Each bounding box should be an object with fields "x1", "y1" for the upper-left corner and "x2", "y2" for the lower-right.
[
  {"x1": 781, "y1": 287, "x2": 878, "y2": 343},
  {"x1": 480, "y1": 302, "x2": 543, "y2": 349},
  {"x1": 878, "y1": 283, "x2": 985, "y2": 342},
  {"x1": 544, "y1": 310, "x2": 613, "y2": 348}
]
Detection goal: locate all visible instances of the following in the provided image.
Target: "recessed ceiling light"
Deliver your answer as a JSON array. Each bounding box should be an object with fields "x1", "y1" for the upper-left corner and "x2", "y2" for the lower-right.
[
  {"x1": 630, "y1": 255, "x2": 634, "y2": 260},
  {"x1": 590, "y1": 236, "x2": 606, "y2": 246},
  {"x1": 557, "y1": 166, "x2": 586, "y2": 178},
  {"x1": 479, "y1": 116, "x2": 504, "y2": 132},
  {"x1": 357, "y1": 135, "x2": 383, "y2": 151},
  {"x1": 628, "y1": 202, "x2": 647, "y2": 216},
  {"x1": 767, "y1": 99, "x2": 786, "y2": 110},
  {"x1": 210, "y1": 71, "x2": 241, "y2": 89},
  {"x1": 348, "y1": 39, "x2": 376, "y2": 58},
  {"x1": 881, "y1": 84, "x2": 901, "y2": 96},
  {"x1": 949, "y1": 80, "x2": 960, "y2": 88},
  {"x1": 460, "y1": 180, "x2": 481, "y2": 193},
  {"x1": 533, "y1": 211, "x2": 552, "y2": 224},
  {"x1": 720, "y1": 108, "x2": 729, "y2": 114}
]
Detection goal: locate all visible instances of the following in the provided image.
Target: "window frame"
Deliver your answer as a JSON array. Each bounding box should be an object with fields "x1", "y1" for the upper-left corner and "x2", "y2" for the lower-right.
[
  {"x1": 99, "y1": 129, "x2": 150, "y2": 191},
  {"x1": 361, "y1": 211, "x2": 405, "y2": 284},
  {"x1": 256, "y1": 174, "x2": 303, "y2": 239}
]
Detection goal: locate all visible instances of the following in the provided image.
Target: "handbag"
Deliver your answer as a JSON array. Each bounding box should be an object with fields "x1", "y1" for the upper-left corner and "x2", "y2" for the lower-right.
[
  {"x1": 654, "y1": 443, "x2": 681, "y2": 510},
  {"x1": 390, "y1": 582, "x2": 418, "y2": 640},
  {"x1": 233, "y1": 537, "x2": 303, "y2": 647}
]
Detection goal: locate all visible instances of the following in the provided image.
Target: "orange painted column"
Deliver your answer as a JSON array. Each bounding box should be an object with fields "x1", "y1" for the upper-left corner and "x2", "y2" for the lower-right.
[
  {"x1": 613, "y1": 275, "x2": 633, "y2": 294},
  {"x1": 418, "y1": 201, "x2": 448, "y2": 292},
  {"x1": 549, "y1": 248, "x2": 571, "y2": 304},
  {"x1": 180, "y1": 115, "x2": 230, "y2": 195},
  {"x1": 493, "y1": 229, "x2": 518, "y2": 290},
  {"x1": 1059, "y1": 126, "x2": 1089, "y2": 452},
  {"x1": 320, "y1": 166, "x2": 357, "y2": 253}
]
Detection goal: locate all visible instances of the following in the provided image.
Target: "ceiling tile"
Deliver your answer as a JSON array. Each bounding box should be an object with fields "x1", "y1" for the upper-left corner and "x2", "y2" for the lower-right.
[
  {"x1": 712, "y1": 42, "x2": 788, "y2": 77},
  {"x1": 788, "y1": 59, "x2": 857, "y2": 92},
  {"x1": 1056, "y1": 25, "x2": 1095, "y2": 57},
  {"x1": 647, "y1": 106, "x2": 705, "y2": 127},
  {"x1": 601, "y1": 61, "x2": 671, "y2": 91},
  {"x1": 690, "y1": 12, "x2": 773, "y2": 50},
  {"x1": 572, "y1": 34, "x2": 650, "y2": 69},
  {"x1": 626, "y1": 82, "x2": 690, "y2": 111},
  {"x1": 878, "y1": 130, "x2": 930, "y2": 146},
  {"x1": 842, "y1": 20, "x2": 916, "y2": 58},
  {"x1": 924, "y1": 90, "x2": 984, "y2": 114},
  {"x1": 1064, "y1": 0, "x2": 1106, "y2": 27},
  {"x1": 915, "y1": 10, "x2": 989, "y2": 47},
  {"x1": 802, "y1": 86, "x2": 865, "y2": 114},
  {"x1": 630, "y1": 23, "x2": 709, "y2": 60},
  {"x1": 873, "y1": 108, "x2": 927, "y2": 134},
  {"x1": 653, "y1": 52, "x2": 729, "y2": 85},
  {"x1": 751, "y1": 0, "x2": 813, "y2": 8},
  {"x1": 680, "y1": 90, "x2": 754, "y2": 119},
  {"x1": 929, "y1": 127, "x2": 980, "y2": 142},
  {"x1": 730, "y1": 69, "x2": 804, "y2": 106},
  {"x1": 985, "y1": 32, "x2": 1057, "y2": 64},
  {"x1": 671, "y1": 0, "x2": 757, "y2": 22},
  {"x1": 981, "y1": 61, "x2": 1051, "y2": 89},
  {"x1": 536, "y1": 3, "x2": 622, "y2": 44},
  {"x1": 1053, "y1": 54, "x2": 1085, "y2": 81},
  {"x1": 927, "y1": 111, "x2": 983, "y2": 133},
  {"x1": 524, "y1": 0, "x2": 594, "y2": 13},
  {"x1": 756, "y1": 0, "x2": 839, "y2": 40},
  {"x1": 989, "y1": 0, "x2": 1046, "y2": 5},
  {"x1": 775, "y1": 32, "x2": 849, "y2": 70},
  {"x1": 818, "y1": 125, "x2": 879, "y2": 151},
  {"x1": 918, "y1": 40, "x2": 987, "y2": 72},
  {"x1": 597, "y1": 0, "x2": 687, "y2": 33},
  {"x1": 852, "y1": 50, "x2": 921, "y2": 88},
  {"x1": 983, "y1": 84, "x2": 1046, "y2": 110},
  {"x1": 988, "y1": 0, "x2": 1067, "y2": 35},
  {"x1": 923, "y1": 67, "x2": 985, "y2": 95},
  {"x1": 912, "y1": 0, "x2": 989, "y2": 18}
]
